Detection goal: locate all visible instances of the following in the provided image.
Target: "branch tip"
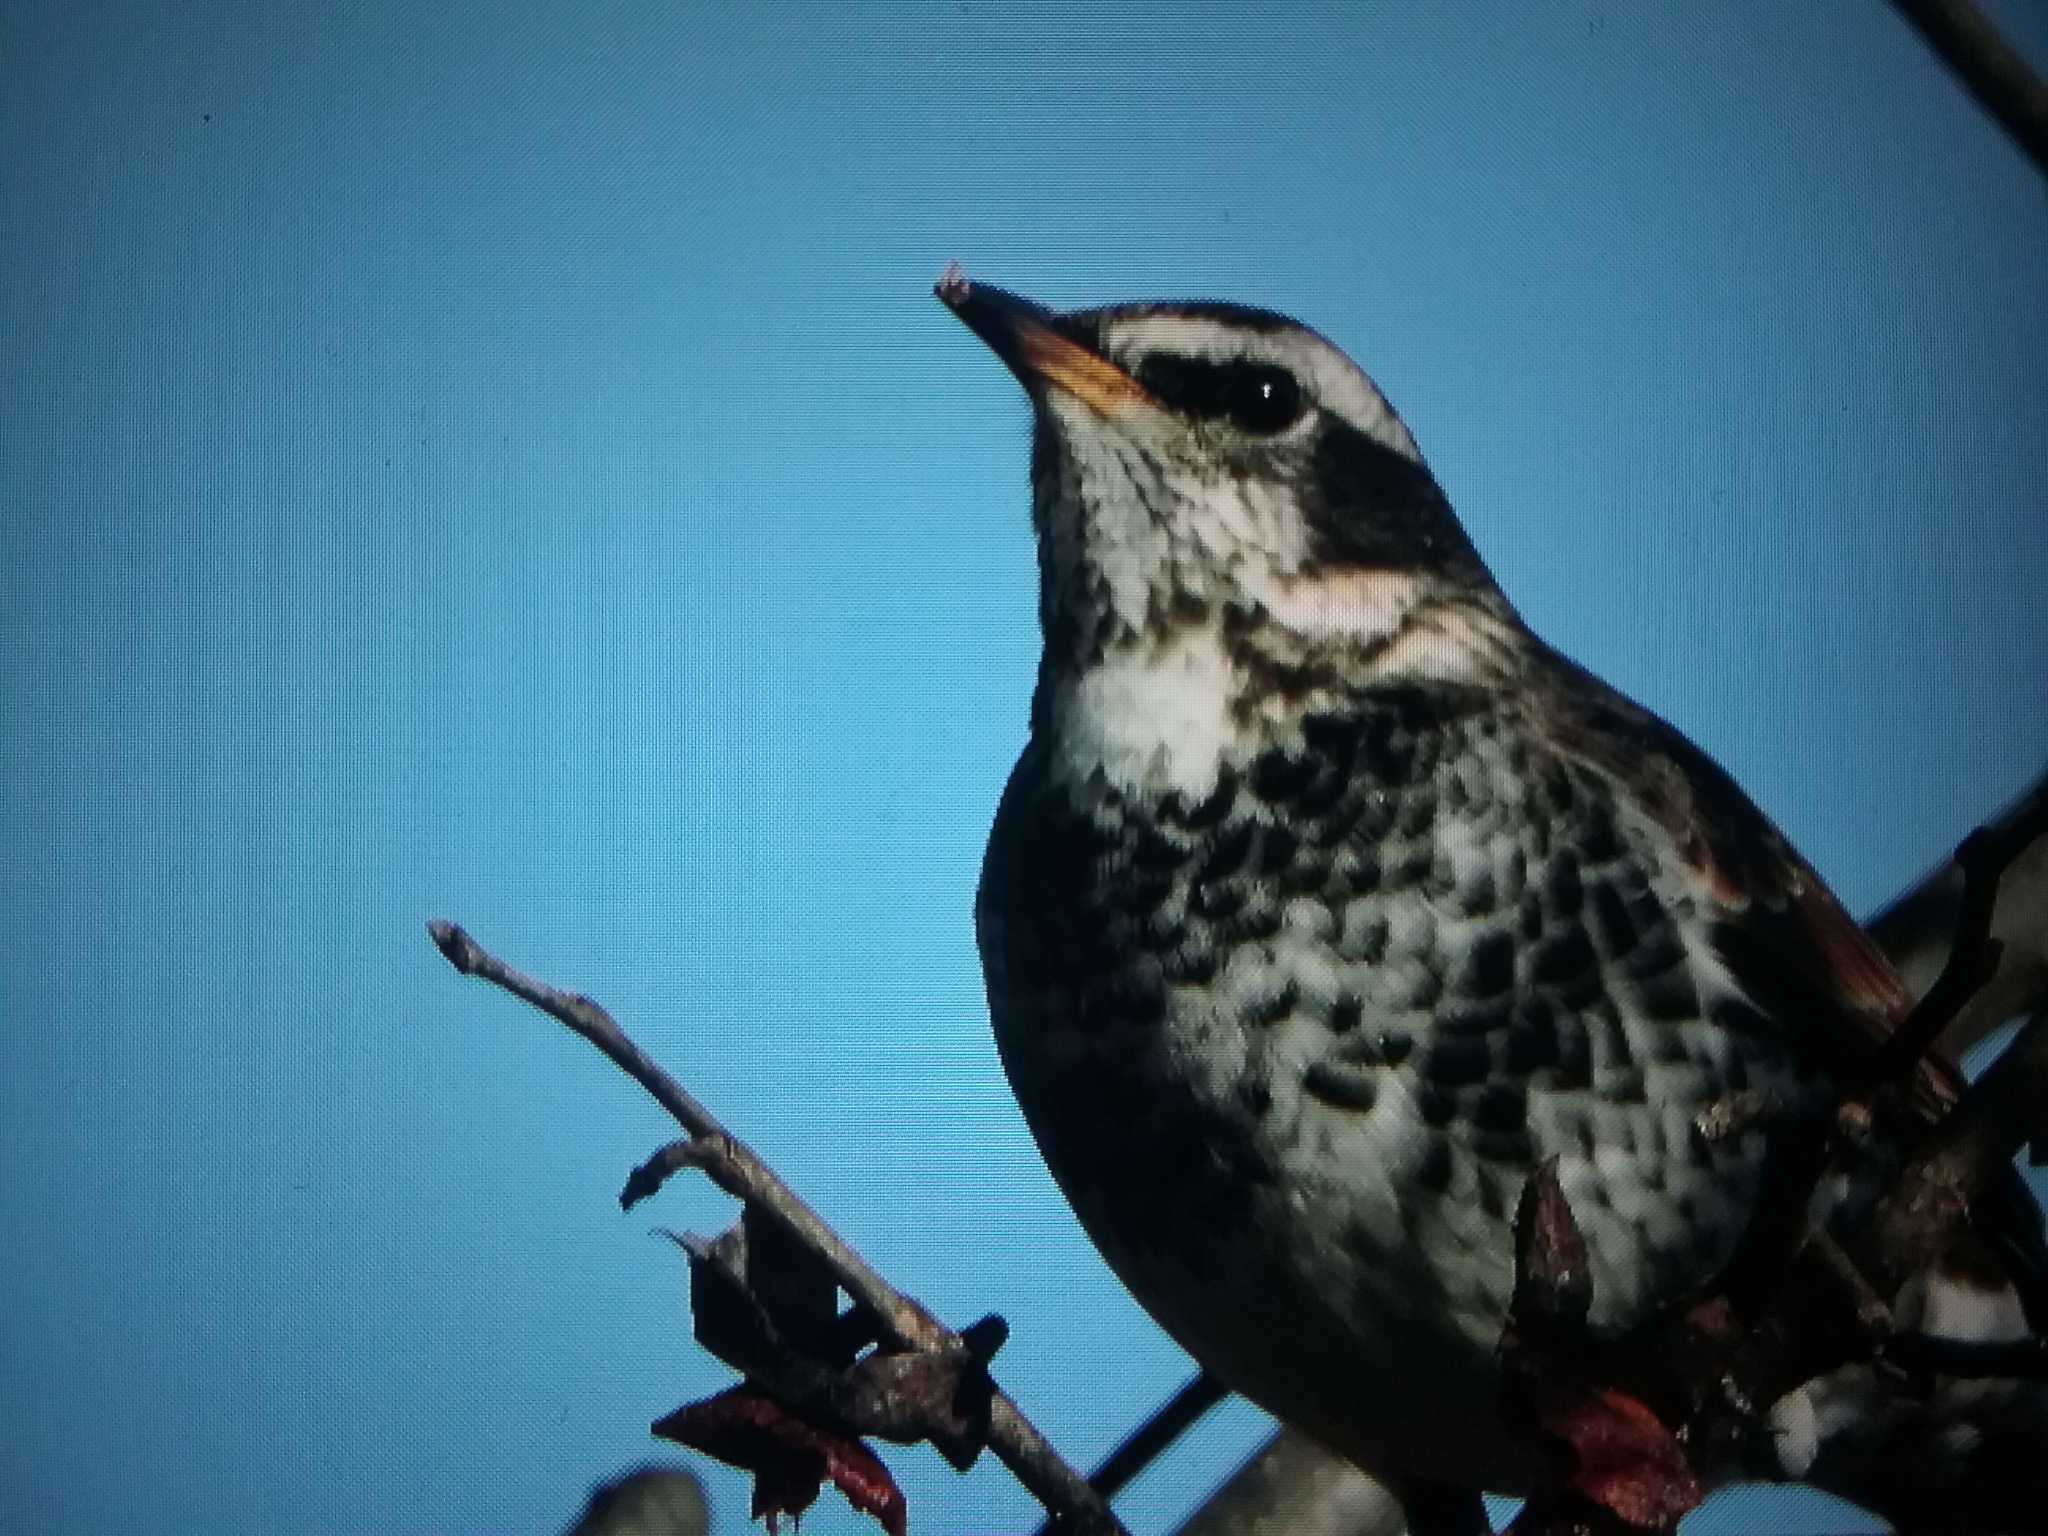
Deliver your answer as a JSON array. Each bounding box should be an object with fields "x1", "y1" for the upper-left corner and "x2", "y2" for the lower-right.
[
  {"x1": 427, "y1": 918, "x2": 479, "y2": 973},
  {"x1": 446, "y1": 921, "x2": 1131, "y2": 1534},
  {"x1": 959, "y1": 1314, "x2": 1010, "y2": 1364}
]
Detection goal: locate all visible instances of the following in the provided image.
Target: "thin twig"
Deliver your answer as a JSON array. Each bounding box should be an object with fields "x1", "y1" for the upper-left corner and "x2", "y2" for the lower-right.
[
  {"x1": 1877, "y1": 787, "x2": 2048, "y2": 1075},
  {"x1": 1891, "y1": 0, "x2": 2048, "y2": 179},
  {"x1": 1868, "y1": 765, "x2": 2048, "y2": 1057},
  {"x1": 1085, "y1": 1373, "x2": 1229, "y2": 1501},
  {"x1": 1875, "y1": 1011, "x2": 2048, "y2": 1277},
  {"x1": 1030, "y1": 1372, "x2": 1229, "y2": 1536},
  {"x1": 427, "y1": 919, "x2": 1128, "y2": 1536},
  {"x1": 426, "y1": 921, "x2": 911, "y2": 1334}
]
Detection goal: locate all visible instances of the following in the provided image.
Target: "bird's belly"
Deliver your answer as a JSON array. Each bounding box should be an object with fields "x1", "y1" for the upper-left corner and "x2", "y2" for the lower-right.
[
  {"x1": 989, "y1": 958, "x2": 1549, "y2": 1489},
  {"x1": 977, "y1": 720, "x2": 1826, "y2": 1491},
  {"x1": 989, "y1": 950, "x2": 1806, "y2": 1492}
]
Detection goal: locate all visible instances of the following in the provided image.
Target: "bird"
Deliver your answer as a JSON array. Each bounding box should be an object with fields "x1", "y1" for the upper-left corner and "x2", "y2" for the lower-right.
[{"x1": 935, "y1": 268, "x2": 2044, "y2": 1528}]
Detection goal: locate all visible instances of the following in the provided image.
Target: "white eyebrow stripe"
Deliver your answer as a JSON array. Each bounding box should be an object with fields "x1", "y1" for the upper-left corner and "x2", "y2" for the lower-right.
[
  {"x1": 1107, "y1": 313, "x2": 1290, "y2": 363},
  {"x1": 1099, "y1": 311, "x2": 1427, "y2": 467}
]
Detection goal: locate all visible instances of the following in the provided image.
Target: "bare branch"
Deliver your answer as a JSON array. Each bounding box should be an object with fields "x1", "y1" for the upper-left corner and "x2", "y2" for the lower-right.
[
  {"x1": 1890, "y1": 0, "x2": 2048, "y2": 180},
  {"x1": 1028, "y1": 1372, "x2": 1229, "y2": 1536},
  {"x1": 427, "y1": 922, "x2": 922, "y2": 1345},
  {"x1": 427, "y1": 919, "x2": 1127, "y2": 1536},
  {"x1": 1877, "y1": 780, "x2": 2048, "y2": 1075},
  {"x1": 1874, "y1": 1010, "x2": 2048, "y2": 1274},
  {"x1": 1868, "y1": 765, "x2": 2048, "y2": 1057}
]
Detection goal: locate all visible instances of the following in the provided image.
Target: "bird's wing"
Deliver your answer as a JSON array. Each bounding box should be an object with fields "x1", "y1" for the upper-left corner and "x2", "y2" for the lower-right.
[
  {"x1": 1526, "y1": 645, "x2": 1961, "y2": 1115},
  {"x1": 1526, "y1": 643, "x2": 2048, "y2": 1324}
]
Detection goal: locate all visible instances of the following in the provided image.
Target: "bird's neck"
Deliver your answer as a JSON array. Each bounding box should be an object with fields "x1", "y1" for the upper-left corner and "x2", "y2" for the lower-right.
[{"x1": 1029, "y1": 583, "x2": 1527, "y2": 806}]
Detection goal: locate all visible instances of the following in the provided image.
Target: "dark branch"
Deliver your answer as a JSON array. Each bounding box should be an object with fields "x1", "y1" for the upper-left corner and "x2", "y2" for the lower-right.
[
  {"x1": 1891, "y1": 0, "x2": 2048, "y2": 180},
  {"x1": 1085, "y1": 1373, "x2": 1229, "y2": 1504},
  {"x1": 1869, "y1": 765, "x2": 2048, "y2": 1057},
  {"x1": 1878, "y1": 785, "x2": 2048, "y2": 1075},
  {"x1": 1875, "y1": 1010, "x2": 2048, "y2": 1275},
  {"x1": 427, "y1": 918, "x2": 1128, "y2": 1536}
]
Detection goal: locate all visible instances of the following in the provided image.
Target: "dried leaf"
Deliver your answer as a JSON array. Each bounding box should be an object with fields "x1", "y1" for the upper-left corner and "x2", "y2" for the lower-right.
[
  {"x1": 1540, "y1": 1386, "x2": 1702, "y2": 1532},
  {"x1": 653, "y1": 1385, "x2": 907, "y2": 1536},
  {"x1": 742, "y1": 1201, "x2": 840, "y2": 1353},
  {"x1": 686, "y1": 1226, "x2": 779, "y2": 1374}
]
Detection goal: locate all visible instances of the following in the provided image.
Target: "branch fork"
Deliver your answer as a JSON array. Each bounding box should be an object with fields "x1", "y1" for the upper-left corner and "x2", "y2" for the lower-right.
[{"x1": 428, "y1": 919, "x2": 1127, "y2": 1535}]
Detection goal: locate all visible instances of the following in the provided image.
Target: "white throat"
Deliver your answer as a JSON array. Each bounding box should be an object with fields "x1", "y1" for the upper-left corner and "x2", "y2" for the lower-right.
[
  {"x1": 1044, "y1": 628, "x2": 1241, "y2": 803},
  {"x1": 1040, "y1": 571, "x2": 1513, "y2": 804}
]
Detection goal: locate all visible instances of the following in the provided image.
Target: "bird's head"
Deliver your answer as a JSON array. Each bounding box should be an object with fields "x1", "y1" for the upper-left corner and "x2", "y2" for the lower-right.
[{"x1": 939, "y1": 270, "x2": 1504, "y2": 680}]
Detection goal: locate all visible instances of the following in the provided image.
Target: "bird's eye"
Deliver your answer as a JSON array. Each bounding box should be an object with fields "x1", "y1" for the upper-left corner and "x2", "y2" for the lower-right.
[
  {"x1": 1134, "y1": 354, "x2": 1307, "y2": 435},
  {"x1": 1225, "y1": 365, "x2": 1304, "y2": 435}
]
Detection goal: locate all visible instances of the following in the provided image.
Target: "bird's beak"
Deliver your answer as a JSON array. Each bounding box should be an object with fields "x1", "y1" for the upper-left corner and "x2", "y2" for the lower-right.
[{"x1": 936, "y1": 266, "x2": 1153, "y2": 418}]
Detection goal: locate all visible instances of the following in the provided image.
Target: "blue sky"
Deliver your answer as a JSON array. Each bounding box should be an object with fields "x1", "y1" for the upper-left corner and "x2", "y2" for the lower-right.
[{"x1": 4, "y1": 3, "x2": 2045, "y2": 1532}]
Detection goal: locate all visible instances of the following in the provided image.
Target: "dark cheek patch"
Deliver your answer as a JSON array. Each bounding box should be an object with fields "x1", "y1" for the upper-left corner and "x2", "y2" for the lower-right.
[{"x1": 1301, "y1": 418, "x2": 1487, "y2": 578}]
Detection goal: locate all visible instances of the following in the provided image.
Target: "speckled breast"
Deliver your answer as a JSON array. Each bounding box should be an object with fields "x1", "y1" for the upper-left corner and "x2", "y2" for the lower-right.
[{"x1": 975, "y1": 680, "x2": 1825, "y2": 1489}]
